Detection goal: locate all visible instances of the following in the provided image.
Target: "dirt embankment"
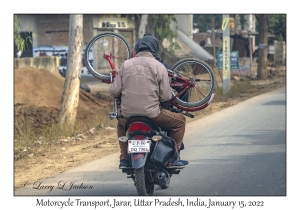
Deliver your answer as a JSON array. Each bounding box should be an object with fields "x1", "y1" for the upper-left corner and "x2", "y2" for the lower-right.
[{"x1": 14, "y1": 67, "x2": 111, "y2": 132}]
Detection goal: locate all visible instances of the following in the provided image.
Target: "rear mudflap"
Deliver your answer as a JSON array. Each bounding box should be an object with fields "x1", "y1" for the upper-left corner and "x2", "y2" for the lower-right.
[{"x1": 130, "y1": 153, "x2": 148, "y2": 169}]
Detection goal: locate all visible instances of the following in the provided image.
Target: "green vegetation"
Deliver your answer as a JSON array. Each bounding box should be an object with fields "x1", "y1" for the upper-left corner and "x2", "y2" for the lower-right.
[
  {"x1": 14, "y1": 14, "x2": 36, "y2": 52},
  {"x1": 153, "y1": 15, "x2": 181, "y2": 54},
  {"x1": 193, "y1": 14, "x2": 286, "y2": 41},
  {"x1": 267, "y1": 14, "x2": 286, "y2": 41},
  {"x1": 133, "y1": 14, "x2": 181, "y2": 54},
  {"x1": 193, "y1": 14, "x2": 223, "y2": 32}
]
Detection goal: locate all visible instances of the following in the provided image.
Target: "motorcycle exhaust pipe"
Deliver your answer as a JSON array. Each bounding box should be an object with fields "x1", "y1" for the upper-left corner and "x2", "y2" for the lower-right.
[{"x1": 155, "y1": 171, "x2": 167, "y2": 183}]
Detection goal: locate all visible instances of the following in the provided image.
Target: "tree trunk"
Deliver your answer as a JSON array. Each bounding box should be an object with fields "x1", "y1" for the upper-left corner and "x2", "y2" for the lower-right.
[
  {"x1": 58, "y1": 15, "x2": 83, "y2": 130},
  {"x1": 145, "y1": 15, "x2": 156, "y2": 36},
  {"x1": 255, "y1": 14, "x2": 268, "y2": 80},
  {"x1": 138, "y1": 15, "x2": 148, "y2": 38}
]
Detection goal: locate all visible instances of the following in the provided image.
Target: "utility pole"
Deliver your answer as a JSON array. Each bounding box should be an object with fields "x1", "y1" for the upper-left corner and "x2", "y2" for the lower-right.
[
  {"x1": 255, "y1": 14, "x2": 268, "y2": 80},
  {"x1": 58, "y1": 14, "x2": 83, "y2": 130},
  {"x1": 212, "y1": 15, "x2": 216, "y2": 67},
  {"x1": 222, "y1": 14, "x2": 231, "y2": 95},
  {"x1": 249, "y1": 30, "x2": 252, "y2": 71},
  {"x1": 245, "y1": 15, "x2": 253, "y2": 75}
]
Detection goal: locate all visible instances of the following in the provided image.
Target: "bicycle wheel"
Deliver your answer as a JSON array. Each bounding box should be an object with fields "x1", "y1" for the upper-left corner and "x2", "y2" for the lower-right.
[
  {"x1": 171, "y1": 58, "x2": 215, "y2": 109},
  {"x1": 84, "y1": 32, "x2": 131, "y2": 81}
]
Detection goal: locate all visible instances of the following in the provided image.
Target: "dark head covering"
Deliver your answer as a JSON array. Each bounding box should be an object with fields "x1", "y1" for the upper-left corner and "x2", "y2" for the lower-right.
[
  {"x1": 134, "y1": 38, "x2": 141, "y2": 54},
  {"x1": 138, "y1": 34, "x2": 162, "y2": 62}
]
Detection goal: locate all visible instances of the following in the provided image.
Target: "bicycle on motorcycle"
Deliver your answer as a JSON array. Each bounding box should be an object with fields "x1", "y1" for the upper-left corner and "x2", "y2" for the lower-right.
[{"x1": 84, "y1": 32, "x2": 215, "y2": 195}]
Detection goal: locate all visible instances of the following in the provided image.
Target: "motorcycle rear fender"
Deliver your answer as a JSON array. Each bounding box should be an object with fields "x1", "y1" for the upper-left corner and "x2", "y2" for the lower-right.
[{"x1": 130, "y1": 152, "x2": 149, "y2": 169}]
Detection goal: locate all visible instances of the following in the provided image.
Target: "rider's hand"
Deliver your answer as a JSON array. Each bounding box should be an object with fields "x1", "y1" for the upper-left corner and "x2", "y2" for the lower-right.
[
  {"x1": 160, "y1": 101, "x2": 174, "y2": 110},
  {"x1": 160, "y1": 101, "x2": 168, "y2": 107}
]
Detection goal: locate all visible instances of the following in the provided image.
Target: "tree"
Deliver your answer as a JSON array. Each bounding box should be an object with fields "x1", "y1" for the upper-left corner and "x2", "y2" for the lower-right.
[
  {"x1": 138, "y1": 15, "x2": 148, "y2": 38},
  {"x1": 150, "y1": 15, "x2": 180, "y2": 54},
  {"x1": 267, "y1": 14, "x2": 286, "y2": 41},
  {"x1": 14, "y1": 14, "x2": 36, "y2": 56},
  {"x1": 255, "y1": 14, "x2": 269, "y2": 80},
  {"x1": 193, "y1": 14, "x2": 223, "y2": 32},
  {"x1": 58, "y1": 15, "x2": 83, "y2": 130},
  {"x1": 134, "y1": 14, "x2": 180, "y2": 54}
]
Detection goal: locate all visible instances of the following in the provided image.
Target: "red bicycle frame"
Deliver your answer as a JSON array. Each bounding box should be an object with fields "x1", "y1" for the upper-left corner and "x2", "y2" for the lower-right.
[
  {"x1": 100, "y1": 53, "x2": 117, "y2": 84},
  {"x1": 102, "y1": 53, "x2": 214, "y2": 113}
]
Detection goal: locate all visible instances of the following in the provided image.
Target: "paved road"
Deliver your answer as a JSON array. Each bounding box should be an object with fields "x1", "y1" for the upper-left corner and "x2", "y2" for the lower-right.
[{"x1": 15, "y1": 87, "x2": 286, "y2": 196}]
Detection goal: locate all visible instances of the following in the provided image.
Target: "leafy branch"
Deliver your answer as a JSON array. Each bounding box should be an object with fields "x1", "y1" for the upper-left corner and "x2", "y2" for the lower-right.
[
  {"x1": 153, "y1": 15, "x2": 180, "y2": 54},
  {"x1": 14, "y1": 15, "x2": 36, "y2": 52}
]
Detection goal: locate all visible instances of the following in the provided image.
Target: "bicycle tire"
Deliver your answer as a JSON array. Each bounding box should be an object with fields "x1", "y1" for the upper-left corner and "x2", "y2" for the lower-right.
[
  {"x1": 84, "y1": 32, "x2": 131, "y2": 81},
  {"x1": 171, "y1": 58, "x2": 215, "y2": 109}
]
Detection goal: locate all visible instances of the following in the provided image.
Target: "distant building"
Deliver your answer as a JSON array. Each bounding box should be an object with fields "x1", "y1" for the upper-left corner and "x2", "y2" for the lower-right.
[{"x1": 16, "y1": 14, "x2": 215, "y2": 68}]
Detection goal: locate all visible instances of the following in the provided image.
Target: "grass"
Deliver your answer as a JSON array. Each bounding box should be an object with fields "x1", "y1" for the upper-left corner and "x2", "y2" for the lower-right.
[
  {"x1": 213, "y1": 80, "x2": 253, "y2": 102},
  {"x1": 14, "y1": 108, "x2": 117, "y2": 150}
]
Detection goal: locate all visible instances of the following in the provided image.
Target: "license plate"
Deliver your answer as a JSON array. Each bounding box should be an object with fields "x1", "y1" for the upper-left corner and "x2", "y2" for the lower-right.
[{"x1": 128, "y1": 140, "x2": 151, "y2": 153}]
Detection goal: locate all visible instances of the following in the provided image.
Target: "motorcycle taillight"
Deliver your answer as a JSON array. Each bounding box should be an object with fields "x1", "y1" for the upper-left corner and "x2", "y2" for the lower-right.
[
  {"x1": 134, "y1": 135, "x2": 145, "y2": 140},
  {"x1": 128, "y1": 122, "x2": 151, "y2": 133}
]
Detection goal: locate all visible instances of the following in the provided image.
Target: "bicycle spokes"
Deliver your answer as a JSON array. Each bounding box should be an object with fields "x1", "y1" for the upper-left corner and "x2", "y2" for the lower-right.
[
  {"x1": 84, "y1": 32, "x2": 131, "y2": 81},
  {"x1": 171, "y1": 58, "x2": 215, "y2": 110}
]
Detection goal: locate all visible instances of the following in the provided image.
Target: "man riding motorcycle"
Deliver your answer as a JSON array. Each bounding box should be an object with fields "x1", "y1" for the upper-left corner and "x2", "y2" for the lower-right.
[{"x1": 109, "y1": 34, "x2": 188, "y2": 168}]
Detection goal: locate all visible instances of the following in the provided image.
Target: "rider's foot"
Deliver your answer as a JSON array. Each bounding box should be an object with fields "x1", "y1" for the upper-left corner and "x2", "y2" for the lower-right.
[
  {"x1": 177, "y1": 149, "x2": 188, "y2": 165},
  {"x1": 119, "y1": 159, "x2": 129, "y2": 169},
  {"x1": 168, "y1": 155, "x2": 188, "y2": 168},
  {"x1": 172, "y1": 159, "x2": 188, "y2": 166},
  {"x1": 178, "y1": 159, "x2": 189, "y2": 165},
  {"x1": 177, "y1": 152, "x2": 189, "y2": 165}
]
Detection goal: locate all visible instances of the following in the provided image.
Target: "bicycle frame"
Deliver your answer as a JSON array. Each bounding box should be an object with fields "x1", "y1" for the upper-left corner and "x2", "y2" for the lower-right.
[
  {"x1": 102, "y1": 52, "x2": 214, "y2": 118},
  {"x1": 100, "y1": 53, "x2": 117, "y2": 84}
]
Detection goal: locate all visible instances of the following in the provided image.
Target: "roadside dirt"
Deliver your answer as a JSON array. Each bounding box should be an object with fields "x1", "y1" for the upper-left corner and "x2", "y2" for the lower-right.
[{"x1": 13, "y1": 65, "x2": 286, "y2": 189}]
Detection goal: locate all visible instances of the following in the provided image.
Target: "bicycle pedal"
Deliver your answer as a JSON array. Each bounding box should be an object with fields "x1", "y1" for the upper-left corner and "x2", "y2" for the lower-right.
[
  {"x1": 171, "y1": 108, "x2": 182, "y2": 113},
  {"x1": 183, "y1": 112, "x2": 194, "y2": 118}
]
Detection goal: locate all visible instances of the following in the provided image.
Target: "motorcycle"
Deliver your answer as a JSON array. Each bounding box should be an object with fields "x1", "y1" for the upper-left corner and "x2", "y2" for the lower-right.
[
  {"x1": 109, "y1": 98, "x2": 187, "y2": 196},
  {"x1": 83, "y1": 32, "x2": 215, "y2": 196}
]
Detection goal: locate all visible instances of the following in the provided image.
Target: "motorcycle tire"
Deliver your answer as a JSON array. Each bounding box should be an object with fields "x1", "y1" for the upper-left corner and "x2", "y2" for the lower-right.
[{"x1": 135, "y1": 167, "x2": 154, "y2": 196}]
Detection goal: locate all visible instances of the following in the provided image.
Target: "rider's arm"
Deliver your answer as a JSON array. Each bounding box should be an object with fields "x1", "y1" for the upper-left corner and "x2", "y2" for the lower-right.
[
  {"x1": 158, "y1": 65, "x2": 172, "y2": 102},
  {"x1": 161, "y1": 60, "x2": 172, "y2": 70},
  {"x1": 109, "y1": 65, "x2": 123, "y2": 97}
]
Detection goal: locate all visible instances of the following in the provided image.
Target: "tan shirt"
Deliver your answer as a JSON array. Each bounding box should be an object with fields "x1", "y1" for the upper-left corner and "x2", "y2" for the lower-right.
[{"x1": 109, "y1": 51, "x2": 172, "y2": 118}]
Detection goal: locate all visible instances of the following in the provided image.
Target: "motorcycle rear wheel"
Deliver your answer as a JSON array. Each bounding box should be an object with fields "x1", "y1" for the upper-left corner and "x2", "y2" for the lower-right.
[{"x1": 135, "y1": 167, "x2": 154, "y2": 196}]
